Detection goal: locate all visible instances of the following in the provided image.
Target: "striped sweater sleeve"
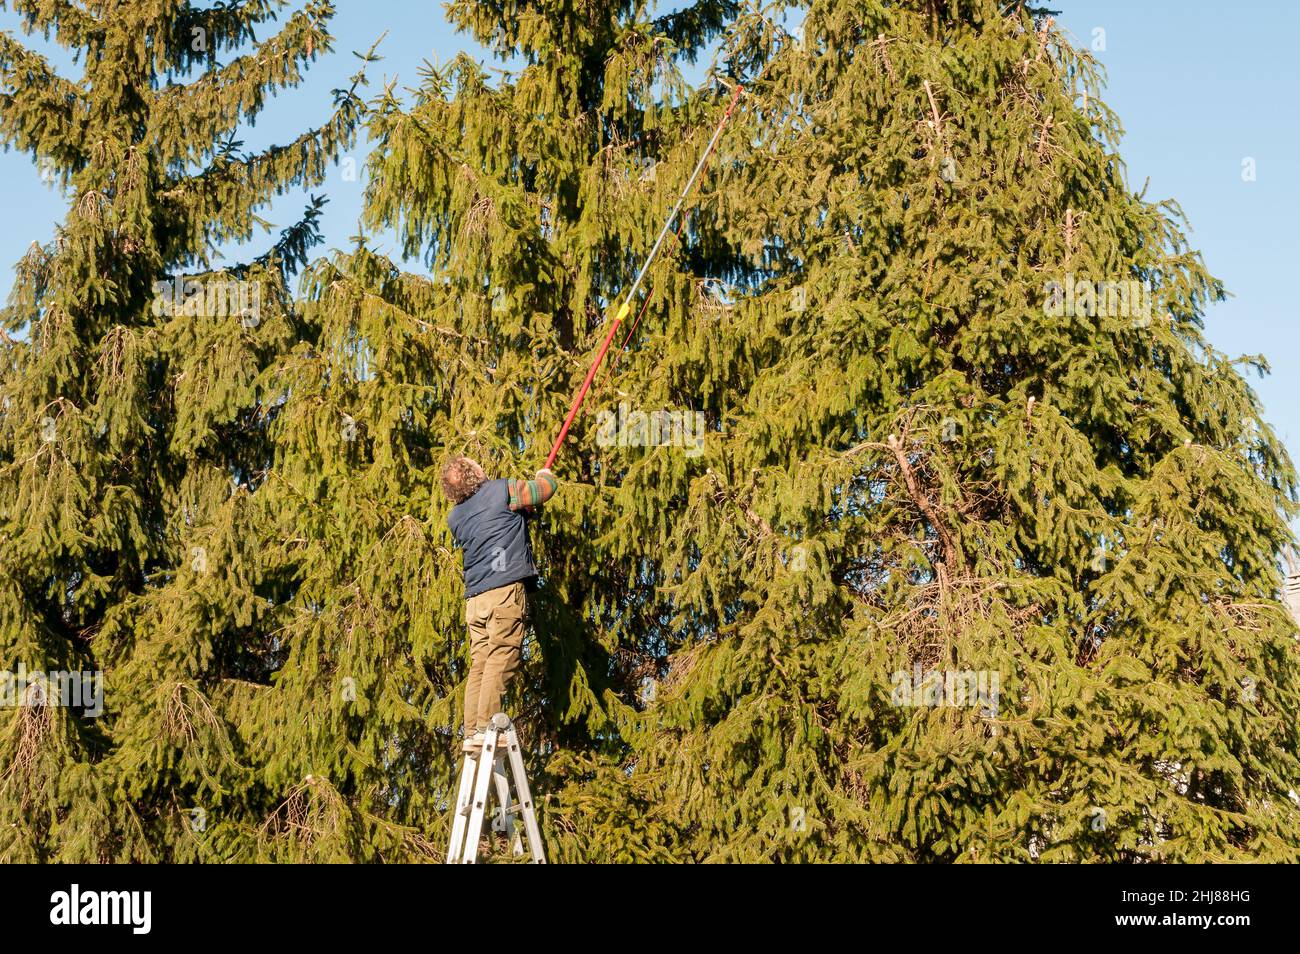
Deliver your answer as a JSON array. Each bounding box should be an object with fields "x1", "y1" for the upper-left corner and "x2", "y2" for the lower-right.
[{"x1": 508, "y1": 471, "x2": 558, "y2": 511}]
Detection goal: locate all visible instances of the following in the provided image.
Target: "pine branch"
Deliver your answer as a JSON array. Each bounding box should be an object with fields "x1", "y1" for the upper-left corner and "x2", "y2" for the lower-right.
[
  {"x1": 149, "y1": 2, "x2": 335, "y2": 167},
  {"x1": 0, "y1": 0, "x2": 99, "y2": 47},
  {"x1": 0, "y1": 31, "x2": 83, "y2": 160}
]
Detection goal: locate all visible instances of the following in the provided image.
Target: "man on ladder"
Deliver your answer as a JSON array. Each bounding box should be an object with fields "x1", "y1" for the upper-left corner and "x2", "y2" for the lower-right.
[
  {"x1": 438, "y1": 81, "x2": 744, "y2": 863},
  {"x1": 441, "y1": 456, "x2": 557, "y2": 862}
]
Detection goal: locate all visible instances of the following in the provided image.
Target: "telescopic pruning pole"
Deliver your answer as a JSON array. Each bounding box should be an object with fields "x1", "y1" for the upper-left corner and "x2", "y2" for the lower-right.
[{"x1": 542, "y1": 85, "x2": 743, "y2": 472}]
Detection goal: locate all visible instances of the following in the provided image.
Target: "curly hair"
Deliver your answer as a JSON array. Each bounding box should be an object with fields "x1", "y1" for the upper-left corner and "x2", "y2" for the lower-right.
[{"x1": 441, "y1": 456, "x2": 486, "y2": 504}]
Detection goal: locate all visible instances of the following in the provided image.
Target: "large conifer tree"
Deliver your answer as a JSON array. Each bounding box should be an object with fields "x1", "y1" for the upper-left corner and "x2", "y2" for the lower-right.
[
  {"x1": 245, "y1": 0, "x2": 746, "y2": 861},
  {"x1": 552, "y1": 0, "x2": 1300, "y2": 862},
  {"x1": 0, "y1": 0, "x2": 367, "y2": 861},
  {"x1": 274, "y1": 0, "x2": 1300, "y2": 863}
]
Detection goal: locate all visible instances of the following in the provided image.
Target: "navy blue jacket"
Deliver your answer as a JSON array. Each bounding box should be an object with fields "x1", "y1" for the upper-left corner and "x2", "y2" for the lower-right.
[{"x1": 447, "y1": 479, "x2": 539, "y2": 599}]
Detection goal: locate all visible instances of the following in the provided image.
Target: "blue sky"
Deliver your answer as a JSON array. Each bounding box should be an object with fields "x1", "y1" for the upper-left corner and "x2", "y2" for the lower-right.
[{"x1": 2, "y1": 1, "x2": 1296, "y2": 527}]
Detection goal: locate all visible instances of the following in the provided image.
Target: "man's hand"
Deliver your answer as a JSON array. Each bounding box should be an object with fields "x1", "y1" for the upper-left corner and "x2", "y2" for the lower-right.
[{"x1": 533, "y1": 468, "x2": 558, "y2": 501}]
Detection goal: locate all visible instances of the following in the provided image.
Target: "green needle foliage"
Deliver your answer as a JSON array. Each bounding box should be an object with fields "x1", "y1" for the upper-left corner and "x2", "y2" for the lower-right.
[
  {"x1": 0, "y1": 0, "x2": 368, "y2": 861},
  {"x1": 557, "y1": 0, "x2": 1300, "y2": 863},
  {"x1": 2, "y1": 0, "x2": 1297, "y2": 864}
]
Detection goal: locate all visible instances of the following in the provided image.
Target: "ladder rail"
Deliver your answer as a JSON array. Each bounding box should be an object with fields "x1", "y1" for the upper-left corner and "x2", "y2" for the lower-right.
[
  {"x1": 446, "y1": 750, "x2": 478, "y2": 863},
  {"x1": 501, "y1": 721, "x2": 546, "y2": 864},
  {"x1": 460, "y1": 726, "x2": 500, "y2": 864}
]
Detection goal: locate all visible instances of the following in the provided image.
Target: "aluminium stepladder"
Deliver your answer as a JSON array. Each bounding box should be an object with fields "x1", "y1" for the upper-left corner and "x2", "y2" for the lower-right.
[{"x1": 446, "y1": 712, "x2": 546, "y2": 864}]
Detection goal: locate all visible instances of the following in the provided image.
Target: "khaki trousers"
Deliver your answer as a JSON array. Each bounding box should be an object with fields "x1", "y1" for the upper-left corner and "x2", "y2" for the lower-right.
[{"x1": 463, "y1": 581, "x2": 526, "y2": 734}]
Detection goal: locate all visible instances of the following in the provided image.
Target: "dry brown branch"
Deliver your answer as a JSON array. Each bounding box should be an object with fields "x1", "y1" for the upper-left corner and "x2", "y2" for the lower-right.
[
  {"x1": 1036, "y1": 113, "x2": 1054, "y2": 160},
  {"x1": 874, "y1": 34, "x2": 898, "y2": 83},
  {"x1": 885, "y1": 433, "x2": 962, "y2": 573},
  {"x1": 1035, "y1": 17, "x2": 1054, "y2": 63},
  {"x1": 922, "y1": 80, "x2": 944, "y2": 134}
]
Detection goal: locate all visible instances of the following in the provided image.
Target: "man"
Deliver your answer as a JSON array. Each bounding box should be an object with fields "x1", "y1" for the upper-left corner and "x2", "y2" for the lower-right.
[{"x1": 441, "y1": 456, "x2": 557, "y2": 753}]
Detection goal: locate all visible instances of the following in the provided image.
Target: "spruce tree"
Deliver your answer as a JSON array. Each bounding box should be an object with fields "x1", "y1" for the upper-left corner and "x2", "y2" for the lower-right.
[
  {"x1": 246, "y1": 0, "x2": 746, "y2": 861},
  {"x1": 275, "y1": 0, "x2": 1300, "y2": 863},
  {"x1": 0, "y1": 0, "x2": 368, "y2": 861},
  {"x1": 552, "y1": 0, "x2": 1300, "y2": 862}
]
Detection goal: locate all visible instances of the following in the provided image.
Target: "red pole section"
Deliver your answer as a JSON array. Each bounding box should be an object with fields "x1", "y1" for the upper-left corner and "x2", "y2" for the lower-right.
[
  {"x1": 542, "y1": 85, "x2": 743, "y2": 472},
  {"x1": 543, "y1": 300, "x2": 630, "y2": 470}
]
